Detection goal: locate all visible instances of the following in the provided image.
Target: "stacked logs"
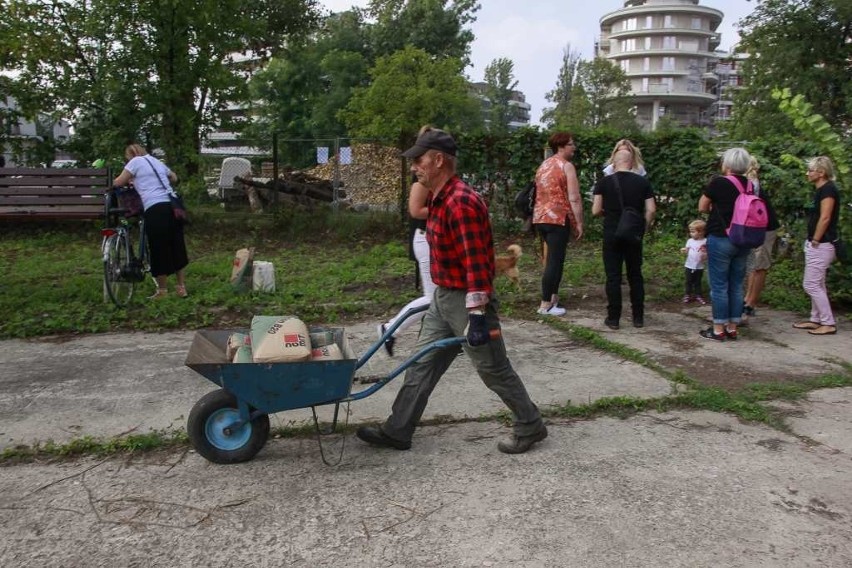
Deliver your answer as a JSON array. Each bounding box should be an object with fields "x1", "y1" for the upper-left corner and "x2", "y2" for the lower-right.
[
  {"x1": 236, "y1": 143, "x2": 403, "y2": 212},
  {"x1": 308, "y1": 143, "x2": 402, "y2": 205}
]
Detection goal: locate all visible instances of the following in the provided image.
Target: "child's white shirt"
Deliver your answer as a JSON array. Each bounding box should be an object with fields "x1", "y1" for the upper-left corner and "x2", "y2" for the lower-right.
[{"x1": 684, "y1": 238, "x2": 707, "y2": 269}]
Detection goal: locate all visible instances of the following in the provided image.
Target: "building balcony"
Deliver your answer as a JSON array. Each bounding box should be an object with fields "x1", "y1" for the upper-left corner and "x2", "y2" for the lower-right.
[
  {"x1": 600, "y1": 5, "x2": 723, "y2": 30},
  {"x1": 609, "y1": 47, "x2": 718, "y2": 59},
  {"x1": 630, "y1": 88, "x2": 717, "y2": 105},
  {"x1": 608, "y1": 27, "x2": 717, "y2": 40}
]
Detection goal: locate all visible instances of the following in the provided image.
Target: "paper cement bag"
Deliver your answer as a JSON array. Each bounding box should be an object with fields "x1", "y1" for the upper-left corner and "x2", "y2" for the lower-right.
[
  {"x1": 311, "y1": 343, "x2": 343, "y2": 361},
  {"x1": 252, "y1": 261, "x2": 275, "y2": 292},
  {"x1": 250, "y1": 315, "x2": 311, "y2": 363},
  {"x1": 232, "y1": 345, "x2": 254, "y2": 363},
  {"x1": 226, "y1": 332, "x2": 251, "y2": 361},
  {"x1": 230, "y1": 248, "x2": 255, "y2": 290}
]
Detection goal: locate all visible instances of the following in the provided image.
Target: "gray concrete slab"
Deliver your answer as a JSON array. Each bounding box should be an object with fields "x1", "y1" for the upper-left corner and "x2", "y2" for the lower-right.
[
  {"x1": 1, "y1": 409, "x2": 851, "y2": 567},
  {"x1": 0, "y1": 319, "x2": 673, "y2": 449}
]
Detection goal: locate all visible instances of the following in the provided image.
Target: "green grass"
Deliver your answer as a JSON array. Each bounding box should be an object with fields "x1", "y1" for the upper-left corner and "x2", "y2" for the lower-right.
[{"x1": 1, "y1": 209, "x2": 850, "y2": 462}]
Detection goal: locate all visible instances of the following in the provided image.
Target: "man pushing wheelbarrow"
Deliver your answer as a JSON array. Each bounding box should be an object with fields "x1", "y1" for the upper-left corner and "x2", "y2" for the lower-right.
[{"x1": 357, "y1": 127, "x2": 548, "y2": 454}]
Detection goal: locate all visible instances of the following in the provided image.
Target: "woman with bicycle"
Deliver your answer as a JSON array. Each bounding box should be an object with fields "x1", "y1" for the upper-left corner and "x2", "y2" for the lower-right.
[{"x1": 113, "y1": 143, "x2": 189, "y2": 299}]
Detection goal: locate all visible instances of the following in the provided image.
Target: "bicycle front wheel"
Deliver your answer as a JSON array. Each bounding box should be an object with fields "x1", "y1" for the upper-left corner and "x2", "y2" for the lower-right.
[{"x1": 104, "y1": 233, "x2": 135, "y2": 308}]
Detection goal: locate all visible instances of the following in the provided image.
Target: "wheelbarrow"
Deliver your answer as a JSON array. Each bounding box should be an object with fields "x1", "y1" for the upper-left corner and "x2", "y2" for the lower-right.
[{"x1": 184, "y1": 306, "x2": 472, "y2": 464}]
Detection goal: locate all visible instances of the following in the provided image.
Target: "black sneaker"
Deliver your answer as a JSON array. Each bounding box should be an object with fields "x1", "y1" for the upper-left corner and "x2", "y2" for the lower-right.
[
  {"x1": 604, "y1": 318, "x2": 619, "y2": 330},
  {"x1": 633, "y1": 318, "x2": 644, "y2": 328},
  {"x1": 743, "y1": 305, "x2": 756, "y2": 317},
  {"x1": 356, "y1": 426, "x2": 411, "y2": 450},
  {"x1": 699, "y1": 327, "x2": 725, "y2": 341}
]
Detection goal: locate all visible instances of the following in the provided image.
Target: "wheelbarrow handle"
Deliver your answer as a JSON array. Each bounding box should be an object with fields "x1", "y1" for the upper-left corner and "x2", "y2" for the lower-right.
[
  {"x1": 347, "y1": 329, "x2": 501, "y2": 402},
  {"x1": 356, "y1": 303, "x2": 430, "y2": 369}
]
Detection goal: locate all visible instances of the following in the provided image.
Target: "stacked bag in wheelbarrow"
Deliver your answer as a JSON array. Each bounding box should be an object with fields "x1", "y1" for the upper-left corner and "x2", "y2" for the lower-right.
[{"x1": 226, "y1": 316, "x2": 344, "y2": 363}]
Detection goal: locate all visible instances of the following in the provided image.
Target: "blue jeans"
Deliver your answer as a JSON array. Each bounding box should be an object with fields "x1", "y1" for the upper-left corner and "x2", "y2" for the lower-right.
[{"x1": 707, "y1": 234, "x2": 750, "y2": 324}]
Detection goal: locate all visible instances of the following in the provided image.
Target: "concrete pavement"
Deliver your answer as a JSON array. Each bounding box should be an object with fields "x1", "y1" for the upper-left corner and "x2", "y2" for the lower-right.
[{"x1": 0, "y1": 305, "x2": 850, "y2": 567}]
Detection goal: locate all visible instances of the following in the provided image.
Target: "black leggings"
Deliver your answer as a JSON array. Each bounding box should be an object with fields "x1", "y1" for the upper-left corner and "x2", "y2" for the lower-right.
[{"x1": 536, "y1": 223, "x2": 570, "y2": 302}]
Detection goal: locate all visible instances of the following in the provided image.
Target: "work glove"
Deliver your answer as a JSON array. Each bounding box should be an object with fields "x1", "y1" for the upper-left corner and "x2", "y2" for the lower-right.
[{"x1": 466, "y1": 311, "x2": 490, "y2": 346}]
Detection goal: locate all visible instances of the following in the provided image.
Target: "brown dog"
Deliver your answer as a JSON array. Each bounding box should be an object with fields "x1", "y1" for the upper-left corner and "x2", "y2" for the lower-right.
[{"x1": 495, "y1": 244, "x2": 523, "y2": 290}]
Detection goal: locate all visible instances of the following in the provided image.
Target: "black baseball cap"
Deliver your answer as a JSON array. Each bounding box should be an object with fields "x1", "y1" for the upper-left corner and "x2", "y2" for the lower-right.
[{"x1": 401, "y1": 129, "x2": 458, "y2": 158}]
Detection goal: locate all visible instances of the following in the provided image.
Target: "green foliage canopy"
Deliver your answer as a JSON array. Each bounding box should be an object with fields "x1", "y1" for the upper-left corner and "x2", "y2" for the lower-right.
[
  {"x1": 339, "y1": 46, "x2": 481, "y2": 141},
  {"x1": 728, "y1": 0, "x2": 852, "y2": 139},
  {"x1": 0, "y1": 0, "x2": 322, "y2": 177}
]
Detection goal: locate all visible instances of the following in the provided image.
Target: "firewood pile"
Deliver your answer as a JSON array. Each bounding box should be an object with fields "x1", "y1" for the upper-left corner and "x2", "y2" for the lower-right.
[
  {"x1": 235, "y1": 168, "x2": 348, "y2": 213},
  {"x1": 308, "y1": 143, "x2": 403, "y2": 206},
  {"x1": 236, "y1": 143, "x2": 403, "y2": 213}
]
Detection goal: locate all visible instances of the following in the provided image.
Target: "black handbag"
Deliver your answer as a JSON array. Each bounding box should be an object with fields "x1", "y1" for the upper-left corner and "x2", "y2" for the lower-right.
[
  {"x1": 612, "y1": 173, "x2": 645, "y2": 241},
  {"x1": 144, "y1": 156, "x2": 188, "y2": 224}
]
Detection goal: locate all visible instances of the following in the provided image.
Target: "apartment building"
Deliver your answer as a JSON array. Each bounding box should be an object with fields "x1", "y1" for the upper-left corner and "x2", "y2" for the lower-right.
[
  {"x1": 469, "y1": 82, "x2": 532, "y2": 131},
  {"x1": 597, "y1": 0, "x2": 724, "y2": 131}
]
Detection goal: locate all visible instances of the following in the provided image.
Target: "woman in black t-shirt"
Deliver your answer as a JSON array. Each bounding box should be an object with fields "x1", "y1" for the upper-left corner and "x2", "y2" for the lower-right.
[
  {"x1": 793, "y1": 156, "x2": 841, "y2": 336},
  {"x1": 697, "y1": 147, "x2": 754, "y2": 341}
]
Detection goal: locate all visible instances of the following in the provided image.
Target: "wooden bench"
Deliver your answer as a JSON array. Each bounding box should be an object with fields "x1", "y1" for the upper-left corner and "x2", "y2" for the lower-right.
[{"x1": 0, "y1": 167, "x2": 112, "y2": 220}]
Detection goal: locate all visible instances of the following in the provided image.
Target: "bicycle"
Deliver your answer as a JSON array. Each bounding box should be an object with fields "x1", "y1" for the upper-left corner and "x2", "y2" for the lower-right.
[{"x1": 101, "y1": 186, "x2": 150, "y2": 308}]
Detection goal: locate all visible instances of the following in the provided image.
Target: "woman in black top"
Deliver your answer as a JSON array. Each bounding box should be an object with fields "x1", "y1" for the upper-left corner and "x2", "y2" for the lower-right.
[
  {"x1": 697, "y1": 147, "x2": 754, "y2": 341},
  {"x1": 793, "y1": 156, "x2": 841, "y2": 335}
]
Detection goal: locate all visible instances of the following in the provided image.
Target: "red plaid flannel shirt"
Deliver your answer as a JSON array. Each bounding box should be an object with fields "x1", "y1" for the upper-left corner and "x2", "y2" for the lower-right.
[{"x1": 426, "y1": 176, "x2": 494, "y2": 307}]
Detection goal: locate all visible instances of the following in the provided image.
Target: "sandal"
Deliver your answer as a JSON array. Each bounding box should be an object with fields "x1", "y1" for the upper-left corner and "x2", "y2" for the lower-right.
[
  {"x1": 808, "y1": 325, "x2": 837, "y2": 336},
  {"x1": 148, "y1": 289, "x2": 168, "y2": 300},
  {"x1": 792, "y1": 321, "x2": 821, "y2": 330},
  {"x1": 176, "y1": 285, "x2": 188, "y2": 298}
]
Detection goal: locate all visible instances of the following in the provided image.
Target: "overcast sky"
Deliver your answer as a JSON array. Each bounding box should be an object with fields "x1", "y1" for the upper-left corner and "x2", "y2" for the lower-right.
[{"x1": 319, "y1": 0, "x2": 757, "y2": 125}]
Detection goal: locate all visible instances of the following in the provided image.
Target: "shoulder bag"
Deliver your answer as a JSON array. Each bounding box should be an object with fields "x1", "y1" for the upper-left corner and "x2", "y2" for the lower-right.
[
  {"x1": 143, "y1": 156, "x2": 188, "y2": 224},
  {"x1": 612, "y1": 173, "x2": 645, "y2": 242}
]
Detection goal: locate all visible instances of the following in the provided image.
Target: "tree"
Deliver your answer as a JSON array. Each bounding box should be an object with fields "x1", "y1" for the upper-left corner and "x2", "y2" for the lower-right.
[
  {"x1": 339, "y1": 46, "x2": 481, "y2": 142},
  {"x1": 727, "y1": 0, "x2": 852, "y2": 139},
  {"x1": 567, "y1": 58, "x2": 635, "y2": 130},
  {"x1": 244, "y1": 10, "x2": 371, "y2": 146},
  {"x1": 541, "y1": 44, "x2": 582, "y2": 128},
  {"x1": 483, "y1": 58, "x2": 518, "y2": 134},
  {"x1": 0, "y1": 0, "x2": 321, "y2": 178},
  {"x1": 365, "y1": 0, "x2": 480, "y2": 65}
]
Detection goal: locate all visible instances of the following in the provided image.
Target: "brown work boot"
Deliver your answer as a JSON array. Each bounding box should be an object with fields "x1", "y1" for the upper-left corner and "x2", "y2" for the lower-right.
[{"x1": 497, "y1": 426, "x2": 548, "y2": 454}]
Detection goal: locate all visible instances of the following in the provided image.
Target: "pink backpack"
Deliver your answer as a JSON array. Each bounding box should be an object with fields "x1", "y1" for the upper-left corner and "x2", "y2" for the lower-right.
[{"x1": 723, "y1": 175, "x2": 768, "y2": 249}]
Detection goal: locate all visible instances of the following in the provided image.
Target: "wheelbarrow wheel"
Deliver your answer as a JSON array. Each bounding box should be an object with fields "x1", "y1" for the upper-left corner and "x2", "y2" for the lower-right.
[{"x1": 187, "y1": 389, "x2": 270, "y2": 464}]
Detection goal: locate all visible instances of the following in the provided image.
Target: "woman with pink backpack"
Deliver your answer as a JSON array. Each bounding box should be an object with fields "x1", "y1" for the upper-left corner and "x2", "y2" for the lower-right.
[{"x1": 697, "y1": 148, "x2": 758, "y2": 341}]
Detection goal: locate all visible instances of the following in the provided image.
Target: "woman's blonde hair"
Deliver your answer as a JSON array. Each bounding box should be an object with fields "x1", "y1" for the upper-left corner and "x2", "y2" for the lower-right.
[
  {"x1": 609, "y1": 139, "x2": 644, "y2": 171},
  {"x1": 807, "y1": 156, "x2": 836, "y2": 181},
  {"x1": 746, "y1": 156, "x2": 760, "y2": 181},
  {"x1": 124, "y1": 143, "x2": 147, "y2": 159},
  {"x1": 688, "y1": 219, "x2": 707, "y2": 235}
]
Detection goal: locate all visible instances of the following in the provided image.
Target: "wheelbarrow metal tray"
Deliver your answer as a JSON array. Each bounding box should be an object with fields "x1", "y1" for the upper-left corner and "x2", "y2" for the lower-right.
[{"x1": 185, "y1": 328, "x2": 356, "y2": 414}]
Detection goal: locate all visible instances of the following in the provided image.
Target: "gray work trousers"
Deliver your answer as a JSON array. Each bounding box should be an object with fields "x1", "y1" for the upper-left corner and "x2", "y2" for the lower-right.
[{"x1": 381, "y1": 287, "x2": 543, "y2": 443}]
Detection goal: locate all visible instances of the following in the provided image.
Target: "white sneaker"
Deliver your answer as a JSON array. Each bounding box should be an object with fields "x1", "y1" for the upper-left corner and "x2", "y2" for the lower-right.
[{"x1": 537, "y1": 305, "x2": 566, "y2": 316}]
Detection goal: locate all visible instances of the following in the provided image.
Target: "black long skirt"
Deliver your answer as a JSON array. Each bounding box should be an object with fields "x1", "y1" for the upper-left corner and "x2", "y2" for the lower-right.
[{"x1": 144, "y1": 202, "x2": 188, "y2": 277}]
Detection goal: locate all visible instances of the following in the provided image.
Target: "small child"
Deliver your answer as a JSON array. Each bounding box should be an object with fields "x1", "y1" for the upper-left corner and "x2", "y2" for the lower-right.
[{"x1": 680, "y1": 220, "x2": 707, "y2": 304}]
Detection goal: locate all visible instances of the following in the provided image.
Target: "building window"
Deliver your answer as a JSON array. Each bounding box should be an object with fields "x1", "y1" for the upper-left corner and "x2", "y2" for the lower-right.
[
  {"x1": 663, "y1": 36, "x2": 676, "y2": 49},
  {"x1": 642, "y1": 78, "x2": 649, "y2": 92},
  {"x1": 691, "y1": 17, "x2": 702, "y2": 30},
  {"x1": 621, "y1": 59, "x2": 630, "y2": 72},
  {"x1": 662, "y1": 57, "x2": 675, "y2": 71},
  {"x1": 645, "y1": 16, "x2": 653, "y2": 29},
  {"x1": 643, "y1": 57, "x2": 650, "y2": 71},
  {"x1": 622, "y1": 38, "x2": 636, "y2": 52},
  {"x1": 662, "y1": 77, "x2": 674, "y2": 90},
  {"x1": 645, "y1": 37, "x2": 652, "y2": 50},
  {"x1": 664, "y1": 15, "x2": 674, "y2": 28}
]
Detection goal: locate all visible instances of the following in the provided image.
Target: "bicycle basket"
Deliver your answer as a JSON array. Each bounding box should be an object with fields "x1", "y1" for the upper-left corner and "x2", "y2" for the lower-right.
[{"x1": 116, "y1": 186, "x2": 143, "y2": 217}]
